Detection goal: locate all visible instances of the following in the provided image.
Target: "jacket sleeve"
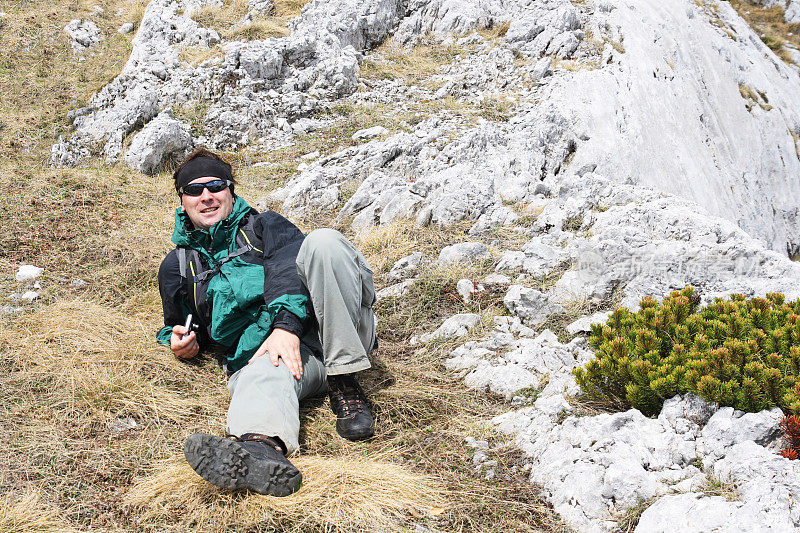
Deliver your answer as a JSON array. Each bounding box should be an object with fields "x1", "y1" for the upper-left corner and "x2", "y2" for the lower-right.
[
  {"x1": 157, "y1": 250, "x2": 208, "y2": 349},
  {"x1": 253, "y1": 211, "x2": 309, "y2": 337}
]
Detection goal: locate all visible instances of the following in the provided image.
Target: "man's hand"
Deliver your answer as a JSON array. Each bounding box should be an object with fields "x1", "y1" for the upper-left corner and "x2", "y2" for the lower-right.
[
  {"x1": 250, "y1": 328, "x2": 302, "y2": 379},
  {"x1": 170, "y1": 325, "x2": 199, "y2": 360}
]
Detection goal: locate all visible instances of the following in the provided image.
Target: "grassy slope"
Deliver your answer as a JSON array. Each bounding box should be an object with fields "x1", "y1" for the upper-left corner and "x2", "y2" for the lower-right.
[{"x1": 0, "y1": 1, "x2": 565, "y2": 531}]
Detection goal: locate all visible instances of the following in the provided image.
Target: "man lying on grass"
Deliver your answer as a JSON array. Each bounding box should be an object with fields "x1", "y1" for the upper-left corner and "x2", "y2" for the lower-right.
[{"x1": 156, "y1": 148, "x2": 377, "y2": 496}]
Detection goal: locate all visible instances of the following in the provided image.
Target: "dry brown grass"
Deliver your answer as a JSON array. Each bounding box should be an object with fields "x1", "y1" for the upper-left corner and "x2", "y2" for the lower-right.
[
  {"x1": 0, "y1": 0, "x2": 149, "y2": 161},
  {"x1": 354, "y1": 218, "x2": 473, "y2": 274},
  {"x1": 478, "y1": 20, "x2": 511, "y2": 41},
  {"x1": 191, "y1": 0, "x2": 312, "y2": 41},
  {"x1": 0, "y1": 492, "x2": 76, "y2": 533},
  {"x1": 361, "y1": 37, "x2": 458, "y2": 86},
  {"x1": 726, "y1": 0, "x2": 800, "y2": 63},
  {"x1": 178, "y1": 44, "x2": 225, "y2": 67},
  {"x1": 738, "y1": 83, "x2": 773, "y2": 112},
  {"x1": 126, "y1": 455, "x2": 443, "y2": 532}
]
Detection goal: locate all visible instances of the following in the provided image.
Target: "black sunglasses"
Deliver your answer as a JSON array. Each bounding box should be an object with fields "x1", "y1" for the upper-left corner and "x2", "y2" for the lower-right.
[{"x1": 179, "y1": 179, "x2": 233, "y2": 197}]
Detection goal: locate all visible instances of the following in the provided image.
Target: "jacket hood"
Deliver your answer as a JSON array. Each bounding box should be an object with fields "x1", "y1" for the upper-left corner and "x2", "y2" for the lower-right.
[{"x1": 171, "y1": 196, "x2": 253, "y2": 252}]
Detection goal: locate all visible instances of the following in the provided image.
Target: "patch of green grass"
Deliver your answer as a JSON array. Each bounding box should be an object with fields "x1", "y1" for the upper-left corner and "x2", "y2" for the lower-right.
[
  {"x1": 562, "y1": 215, "x2": 584, "y2": 232},
  {"x1": 478, "y1": 96, "x2": 516, "y2": 122},
  {"x1": 513, "y1": 385, "x2": 542, "y2": 405},
  {"x1": 376, "y1": 263, "x2": 499, "y2": 342}
]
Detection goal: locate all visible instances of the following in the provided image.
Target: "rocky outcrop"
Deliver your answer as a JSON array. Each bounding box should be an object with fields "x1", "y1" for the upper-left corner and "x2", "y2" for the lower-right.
[
  {"x1": 453, "y1": 319, "x2": 799, "y2": 531},
  {"x1": 556, "y1": 0, "x2": 800, "y2": 255},
  {"x1": 51, "y1": 0, "x2": 407, "y2": 168}
]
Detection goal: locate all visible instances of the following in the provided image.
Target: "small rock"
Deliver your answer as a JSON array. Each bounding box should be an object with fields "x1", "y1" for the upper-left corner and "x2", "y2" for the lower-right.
[
  {"x1": 70, "y1": 278, "x2": 87, "y2": 289},
  {"x1": 64, "y1": 19, "x2": 102, "y2": 52},
  {"x1": 124, "y1": 110, "x2": 193, "y2": 175},
  {"x1": 118, "y1": 22, "x2": 135, "y2": 34},
  {"x1": 352, "y1": 126, "x2": 388, "y2": 142},
  {"x1": 387, "y1": 252, "x2": 426, "y2": 282},
  {"x1": 301, "y1": 150, "x2": 320, "y2": 160},
  {"x1": 376, "y1": 280, "x2": 414, "y2": 301},
  {"x1": 531, "y1": 56, "x2": 552, "y2": 80},
  {"x1": 505, "y1": 16, "x2": 544, "y2": 44},
  {"x1": 21, "y1": 291, "x2": 38, "y2": 302},
  {"x1": 465, "y1": 436, "x2": 490, "y2": 449},
  {"x1": 482, "y1": 273, "x2": 511, "y2": 287},
  {"x1": 699, "y1": 407, "x2": 783, "y2": 460},
  {"x1": 504, "y1": 285, "x2": 563, "y2": 326},
  {"x1": 566, "y1": 311, "x2": 612, "y2": 335},
  {"x1": 16, "y1": 265, "x2": 43, "y2": 282},
  {"x1": 438, "y1": 242, "x2": 490, "y2": 264},
  {"x1": 109, "y1": 417, "x2": 138, "y2": 432},
  {"x1": 414, "y1": 313, "x2": 481, "y2": 344},
  {"x1": 456, "y1": 279, "x2": 475, "y2": 302},
  {"x1": 636, "y1": 493, "x2": 772, "y2": 532},
  {"x1": 658, "y1": 393, "x2": 716, "y2": 429}
]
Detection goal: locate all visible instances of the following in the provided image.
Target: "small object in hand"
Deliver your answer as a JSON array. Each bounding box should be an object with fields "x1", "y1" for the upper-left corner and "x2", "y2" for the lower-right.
[{"x1": 182, "y1": 314, "x2": 193, "y2": 340}]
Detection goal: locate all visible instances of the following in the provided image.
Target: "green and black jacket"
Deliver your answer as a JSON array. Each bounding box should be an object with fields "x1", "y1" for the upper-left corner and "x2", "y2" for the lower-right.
[{"x1": 156, "y1": 197, "x2": 314, "y2": 373}]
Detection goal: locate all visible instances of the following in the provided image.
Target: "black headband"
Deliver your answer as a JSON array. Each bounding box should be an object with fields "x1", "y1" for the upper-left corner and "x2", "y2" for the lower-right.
[{"x1": 175, "y1": 157, "x2": 234, "y2": 193}]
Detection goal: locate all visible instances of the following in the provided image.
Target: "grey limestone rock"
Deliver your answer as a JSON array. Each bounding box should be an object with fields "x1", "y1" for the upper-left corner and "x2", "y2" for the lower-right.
[
  {"x1": 375, "y1": 279, "x2": 414, "y2": 301},
  {"x1": 386, "y1": 252, "x2": 426, "y2": 282},
  {"x1": 415, "y1": 313, "x2": 481, "y2": 344},
  {"x1": 124, "y1": 110, "x2": 193, "y2": 174},
  {"x1": 481, "y1": 272, "x2": 510, "y2": 288},
  {"x1": 504, "y1": 16, "x2": 544, "y2": 45},
  {"x1": 455, "y1": 315, "x2": 797, "y2": 531},
  {"x1": 711, "y1": 440, "x2": 800, "y2": 530},
  {"x1": 54, "y1": 0, "x2": 406, "y2": 165},
  {"x1": 437, "y1": 242, "x2": 490, "y2": 264},
  {"x1": 65, "y1": 19, "x2": 102, "y2": 52},
  {"x1": 635, "y1": 493, "x2": 773, "y2": 532},
  {"x1": 518, "y1": 236, "x2": 568, "y2": 277},
  {"x1": 352, "y1": 126, "x2": 388, "y2": 141},
  {"x1": 565, "y1": 311, "x2": 612, "y2": 335},
  {"x1": 503, "y1": 285, "x2": 563, "y2": 326},
  {"x1": 456, "y1": 278, "x2": 475, "y2": 302},
  {"x1": 15, "y1": 265, "x2": 43, "y2": 282},
  {"x1": 786, "y1": 0, "x2": 800, "y2": 23},
  {"x1": 658, "y1": 393, "x2": 716, "y2": 433},
  {"x1": 118, "y1": 22, "x2": 135, "y2": 34},
  {"x1": 698, "y1": 407, "x2": 784, "y2": 461}
]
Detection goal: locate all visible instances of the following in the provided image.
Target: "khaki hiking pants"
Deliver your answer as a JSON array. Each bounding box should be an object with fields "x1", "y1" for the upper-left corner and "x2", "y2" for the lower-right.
[{"x1": 225, "y1": 229, "x2": 376, "y2": 453}]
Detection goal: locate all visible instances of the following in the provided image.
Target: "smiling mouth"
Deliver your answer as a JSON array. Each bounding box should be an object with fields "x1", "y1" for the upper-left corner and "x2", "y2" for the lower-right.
[{"x1": 200, "y1": 206, "x2": 219, "y2": 214}]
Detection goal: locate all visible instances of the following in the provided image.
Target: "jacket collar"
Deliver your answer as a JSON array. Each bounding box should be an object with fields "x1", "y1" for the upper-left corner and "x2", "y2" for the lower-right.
[{"x1": 171, "y1": 196, "x2": 252, "y2": 253}]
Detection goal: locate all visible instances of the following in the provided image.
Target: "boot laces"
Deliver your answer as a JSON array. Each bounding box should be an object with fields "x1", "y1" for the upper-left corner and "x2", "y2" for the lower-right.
[{"x1": 329, "y1": 376, "x2": 366, "y2": 416}]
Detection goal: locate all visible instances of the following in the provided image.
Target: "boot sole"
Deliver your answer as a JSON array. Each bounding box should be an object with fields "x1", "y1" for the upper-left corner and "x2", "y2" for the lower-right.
[{"x1": 183, "y1": 434, "x2": 302, "y2": 497}]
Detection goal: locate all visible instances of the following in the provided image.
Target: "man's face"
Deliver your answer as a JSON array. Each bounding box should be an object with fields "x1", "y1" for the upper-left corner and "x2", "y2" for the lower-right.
[{"x1": 181, "y1": 176, "x2": 235, "y2": 231}]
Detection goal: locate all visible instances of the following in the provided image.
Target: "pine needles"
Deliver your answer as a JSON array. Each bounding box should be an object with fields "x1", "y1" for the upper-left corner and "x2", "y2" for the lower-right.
[{"x1": 575, "y1": 287, "x2": 800, "y2": 416}]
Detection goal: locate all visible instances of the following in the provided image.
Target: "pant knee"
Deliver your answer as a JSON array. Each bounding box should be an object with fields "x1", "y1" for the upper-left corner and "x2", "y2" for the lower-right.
[{"x1": 300, "y1": 228, "x2": 353, "y2": 264}]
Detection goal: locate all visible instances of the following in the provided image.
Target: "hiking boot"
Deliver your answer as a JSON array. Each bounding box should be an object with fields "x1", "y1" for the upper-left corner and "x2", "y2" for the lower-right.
[
  {"x1": 327, "y1": 373, "x2": 375, "y2": 441},
  {"x1": 183, "y1": 433, "x2": 301, "y2": 496}
]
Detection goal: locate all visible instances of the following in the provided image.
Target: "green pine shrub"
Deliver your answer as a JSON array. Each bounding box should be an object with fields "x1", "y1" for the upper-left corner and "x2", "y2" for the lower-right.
[{"x1": 574, "y1": 287, "x2": 800, "y2": 417}]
